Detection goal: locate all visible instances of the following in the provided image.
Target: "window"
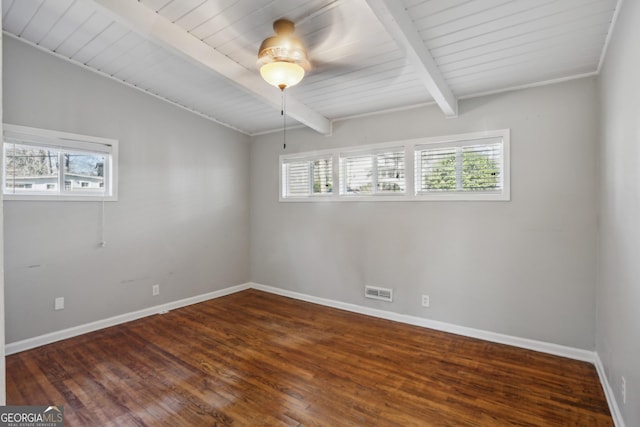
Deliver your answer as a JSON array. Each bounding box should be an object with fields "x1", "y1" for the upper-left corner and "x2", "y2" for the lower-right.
[
  {"x1": 415, "y1": 134, "x2": 507, "y2": 200},
  {"x1": 3, "y1": 124, "x2": 118, "y2": 201},
  {"x1": 339, "y1": 148, "x2": 405, "y2": 196},
  {"x1": 279, "y1": 129, "x2": 509, "y2": 202},
  {"x1": 281, "y1": 155, "x2": 333, "y2": 198}
]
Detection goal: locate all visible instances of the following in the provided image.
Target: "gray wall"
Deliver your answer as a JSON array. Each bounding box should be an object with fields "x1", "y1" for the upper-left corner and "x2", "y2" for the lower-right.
[
  {"x1": 597, "y1": 0, "x2": 640, "y2": 423},
  {"x1": 3, "y1": 37, "x2": 250, "y2": 343},
  {"x1": 251, "y1": 77, "x2": 599, "y2": 350}
]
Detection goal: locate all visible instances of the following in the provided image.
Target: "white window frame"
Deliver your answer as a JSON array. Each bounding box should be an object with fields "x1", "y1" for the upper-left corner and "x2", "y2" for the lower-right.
[
  {"x1": 281, "y1": 154, "x2": 334, "y2": 199},
  {"x1": 279, "y1": 129, "x2": 510, "y2": 202},
  {"x1": 414, "y1": 130, "x2": 510, "y2": 201},
  {"x1": 3, "y1": 124, "x2": 118, "y2": 201},
  {"x1": 339, "y1": 146, "x2": 406, "y2": 197}
]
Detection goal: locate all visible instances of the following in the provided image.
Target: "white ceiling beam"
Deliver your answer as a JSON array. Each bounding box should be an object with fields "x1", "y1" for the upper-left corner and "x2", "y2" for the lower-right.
[
  {"x1": 365, "y1": 0, "x2": 458, "y2": 117},
  {"x1": 88, "y1": 0, "x2": 332, "y2": 135}
]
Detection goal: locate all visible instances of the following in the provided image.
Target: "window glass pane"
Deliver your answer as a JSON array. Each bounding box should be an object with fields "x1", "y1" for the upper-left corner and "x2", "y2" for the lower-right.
[
  {"x1": 279, "y1": 130, "x2": 508, "y2": 202},
  {"x1": 377, "y1": 151, "x2": 405, "y2": 193},
  {"x1": 419, "y1": 148, "x2": 457, "y2": 191},
  {"x1": 63, "y1": 152, "x2": 105, "y2": 193},
  {"x1": 4, "y1": 143, "x2": 59, "y2": 193},
  {"x1": 418, "y1": 142, "x2": 503, "y2": 193},
  {"x1": 462, "y1": 143, "x2": 502, "y2": 191},
  {"x1": 342, "y1": 155, "x2": 373, "y2": 194},
  {"x1": 3, "y1": 125, "x2": 117, "y2": 200},
  {"x1": 312, "y1": 158, "x2": 332, "y2": 194},
  {"x1": 285, "y1": 161, "x2": 310, "y2": 197}
]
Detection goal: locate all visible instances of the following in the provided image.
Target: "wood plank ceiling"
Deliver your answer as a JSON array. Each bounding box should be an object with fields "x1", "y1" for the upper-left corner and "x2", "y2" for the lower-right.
[{"x1": 2, "y1": 0, "x2": 620, "y2": 135}]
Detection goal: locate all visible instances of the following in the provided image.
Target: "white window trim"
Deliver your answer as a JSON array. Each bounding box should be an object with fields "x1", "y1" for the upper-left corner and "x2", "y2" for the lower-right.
[
  {"x1": 279, "y1": 129, "x2": 510, "y2": 202},
  {"x1": 3, "y1": 124, "x2": 119, "y2": 201},
  {"x1": 413, "y1": 130, "x2": 510, "y2": 201},
  {"x1": 281, "y1": 153, "x2": 334, "y2": 199},
  {"x1": 339, "y1": 145, "x2": 406, "y2": 197}
]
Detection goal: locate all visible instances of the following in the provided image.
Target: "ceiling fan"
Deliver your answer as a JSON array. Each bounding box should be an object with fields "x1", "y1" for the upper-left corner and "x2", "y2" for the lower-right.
[
  {"x1": 257, "y1": 18, "x2": 311, "y2": 91},
  {"x1": 251, "y1": 0, "x2": 368, "y2": 93}
]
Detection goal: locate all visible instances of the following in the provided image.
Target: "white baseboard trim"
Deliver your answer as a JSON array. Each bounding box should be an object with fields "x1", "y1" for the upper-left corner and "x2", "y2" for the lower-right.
[
  {"x1": 594, "y1": 354, "x2": 626, "y2": 427},
  {"x1": 8, "y1": 281, "x2": 598, "y2": 363},
  {"x1": 5, "y1": 283, "x2": 251, "y2": 355},
  {"x1": 6, "y1": 281, "x2": 620, "y2": 424},
  {"x1": 250, "y1": 283, "x2": 597, "y2": 363}
]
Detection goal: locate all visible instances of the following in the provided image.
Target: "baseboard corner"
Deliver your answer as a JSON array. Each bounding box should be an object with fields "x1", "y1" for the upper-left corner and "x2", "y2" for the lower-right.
[
  {"x1": 5, "y1": 282, "x2": 252, "y2": 355},
  {"x1": 593, "y1": 354, "x2": 626, "y2": 427}
]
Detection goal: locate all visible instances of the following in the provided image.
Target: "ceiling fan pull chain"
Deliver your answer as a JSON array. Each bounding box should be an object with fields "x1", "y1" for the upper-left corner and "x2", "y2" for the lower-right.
[{"x1": 282, "y1": 89, "x2": 287, "y2": 150}]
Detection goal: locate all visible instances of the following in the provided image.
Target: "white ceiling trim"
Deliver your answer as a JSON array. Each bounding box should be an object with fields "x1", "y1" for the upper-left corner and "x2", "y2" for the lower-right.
[
  {"x1": 88, "y1": 0, "x2": 332, "y2": 135},
  {"x1": 364, "y1": 0, "x2": 458, "y2": 118}
]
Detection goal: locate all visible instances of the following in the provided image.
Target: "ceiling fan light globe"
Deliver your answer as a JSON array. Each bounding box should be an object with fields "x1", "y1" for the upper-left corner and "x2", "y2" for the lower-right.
[{"x1": 260, "y1": 62, "x2": 305, "y2": 90}]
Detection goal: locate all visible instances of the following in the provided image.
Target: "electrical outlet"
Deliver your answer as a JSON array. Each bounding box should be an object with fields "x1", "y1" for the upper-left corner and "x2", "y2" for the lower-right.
[
  {"x1": 152, "y1": 284, "x2": 160, "y2": 296},
  {"x1": 54, "y1": 297, "x2": 65, "y2": 310},
  {"x1": 622, "y1": 376, "x2": 627, "y2": 404},
  {"x1": 421, "y1": 294, "x2": 430, "y2": 307}
]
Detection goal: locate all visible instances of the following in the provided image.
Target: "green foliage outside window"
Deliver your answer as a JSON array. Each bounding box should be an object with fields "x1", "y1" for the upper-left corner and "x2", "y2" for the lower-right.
[{"x1": 424, "y1": 151, "x2": 499, "y2": 191}]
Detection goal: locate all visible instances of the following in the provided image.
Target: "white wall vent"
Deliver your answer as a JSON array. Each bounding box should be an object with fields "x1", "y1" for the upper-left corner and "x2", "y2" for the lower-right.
[{"x1": 365, "y1": 286, "x2": 393, "y2": 302}]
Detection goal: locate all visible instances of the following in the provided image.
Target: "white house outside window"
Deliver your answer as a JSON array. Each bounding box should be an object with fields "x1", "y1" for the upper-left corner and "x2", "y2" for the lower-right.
[{"x1": 3, "y1": 124, "x2": 118, "y2": 201}]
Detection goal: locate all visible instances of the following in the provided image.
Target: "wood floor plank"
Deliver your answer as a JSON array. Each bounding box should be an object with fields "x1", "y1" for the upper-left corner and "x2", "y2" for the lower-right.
[{"x1": 7, "y1": 289, "x2": 613, "y2": 426}]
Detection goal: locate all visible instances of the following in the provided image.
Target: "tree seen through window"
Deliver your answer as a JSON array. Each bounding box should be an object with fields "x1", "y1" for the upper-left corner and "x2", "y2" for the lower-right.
[{"x1": 423, "y1": 145, "x2": 500, "y2": 192}]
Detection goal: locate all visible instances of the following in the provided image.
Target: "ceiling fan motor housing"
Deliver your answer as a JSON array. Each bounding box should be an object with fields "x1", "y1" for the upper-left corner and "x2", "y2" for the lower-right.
[{"x1": 257, "y1": 19, "x2": 310, "y2": 69}]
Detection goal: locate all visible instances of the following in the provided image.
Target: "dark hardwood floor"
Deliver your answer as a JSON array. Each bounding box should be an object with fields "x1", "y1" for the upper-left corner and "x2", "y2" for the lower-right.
[{"x1": 8, "y1": 289, "x2": 613, "y2": 426}]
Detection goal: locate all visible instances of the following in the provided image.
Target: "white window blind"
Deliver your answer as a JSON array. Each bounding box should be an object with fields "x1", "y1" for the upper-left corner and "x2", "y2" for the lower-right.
[
  {"x1": 339, "y1": 148, "x2": 405, "y2": 196},
  {"x1": 285, "y1": 160, "x2": 310, "y2": 196},
  {"x1": 377, "y1": 151, "x2": 405, "y2": 193},
  {"x1": 312, "y1": 158, "x2": 333, "y2": 195},
  {"x1": 416, "y1": 138, "x2": 504, "y2": 195},
  {"x1": 341, "y1": 154, "x2": 373, "y2": 195},
  {"x1": 282, "y1": 156, "x2": 333, "y2": 198},
  {"x1": 279, "y1": 129, "x2": 509, "y2": 202}
]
